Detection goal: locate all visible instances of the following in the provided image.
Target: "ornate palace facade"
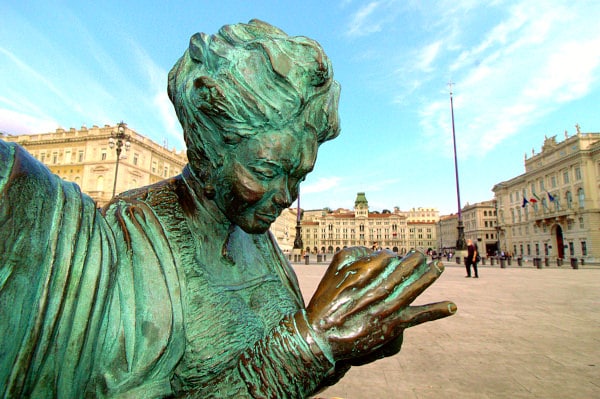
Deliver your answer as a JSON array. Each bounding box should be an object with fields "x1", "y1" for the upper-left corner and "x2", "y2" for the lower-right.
[
  {"x1": 1, "y1": 124, "x2": 187, "y2": 207},
  {"x1": 300, "y1": 192, "x2": 438, "y2": 255},
  {"x1": 493, "y1": 129, "x2": 600, "y2": 262}
]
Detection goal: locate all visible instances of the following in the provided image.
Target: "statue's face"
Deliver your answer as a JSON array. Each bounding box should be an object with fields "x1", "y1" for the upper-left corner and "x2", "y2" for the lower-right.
[{"x1": 215, "y1": 128, "x2": 318, "y2": 234}]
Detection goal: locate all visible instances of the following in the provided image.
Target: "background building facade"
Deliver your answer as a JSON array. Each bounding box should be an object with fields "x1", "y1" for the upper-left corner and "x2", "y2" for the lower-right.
[
  {"x1": 462, "y1": 200, "x2": 498, "y2": 256},
  {"x1": 438, "y1": 214, "x2": 458, "y2": 252},
  {"x1": 299, "y1": 193, "x2": 439, "y2": 255},
  {"x1": 2, "y1": 124, "x2": 187, "y2": 207},
  {"x1": 493, "y1": 130, "x2": 600, "y2": 262}
]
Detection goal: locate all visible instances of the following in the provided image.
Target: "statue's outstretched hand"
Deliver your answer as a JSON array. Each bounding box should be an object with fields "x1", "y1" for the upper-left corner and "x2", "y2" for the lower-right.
[{"x1": 306, "y1": 248, "x2": 456, "y2": 362}]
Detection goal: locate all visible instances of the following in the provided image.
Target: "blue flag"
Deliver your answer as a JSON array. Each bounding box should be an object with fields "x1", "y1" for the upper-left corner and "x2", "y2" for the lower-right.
[
  {"x1": 522, "y1": 197, "x2": 529, "y2": 207},
  {"x1": 548, "y1": 192, "x2": 555, "y2": 202}
]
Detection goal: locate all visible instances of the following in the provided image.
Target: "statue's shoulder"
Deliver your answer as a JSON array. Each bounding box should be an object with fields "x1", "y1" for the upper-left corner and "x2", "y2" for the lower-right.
[{"x1": 104, "y1": 175, "x2": 186, "y2": 213}]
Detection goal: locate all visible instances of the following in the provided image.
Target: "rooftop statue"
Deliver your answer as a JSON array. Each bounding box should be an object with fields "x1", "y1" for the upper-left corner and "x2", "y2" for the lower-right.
[{"x1": 0, "y1": 19, "x2": 456, "y2": 398}]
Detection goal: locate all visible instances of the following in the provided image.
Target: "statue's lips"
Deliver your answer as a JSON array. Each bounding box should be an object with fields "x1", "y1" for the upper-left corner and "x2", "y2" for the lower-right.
[{"x1": 255, "y1": 213, "x2": 277, "y2": 224}]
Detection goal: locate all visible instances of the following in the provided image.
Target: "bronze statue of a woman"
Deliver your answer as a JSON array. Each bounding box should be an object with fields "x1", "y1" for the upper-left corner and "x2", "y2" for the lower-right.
[{"x1": 0, "y1": 19, "x2": 455, "y2": 398}]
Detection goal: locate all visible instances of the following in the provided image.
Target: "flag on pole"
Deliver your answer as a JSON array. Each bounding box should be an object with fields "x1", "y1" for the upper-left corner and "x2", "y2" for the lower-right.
[
  {"x1": 529, "y1": 197, "x2": 538, "y2": 203},
  {"x1": 522, "y1": 197, "x2": 529, "y2": 207},
  {"x1": 548, "y1": 192, "x2": 555, "y2": 202}
]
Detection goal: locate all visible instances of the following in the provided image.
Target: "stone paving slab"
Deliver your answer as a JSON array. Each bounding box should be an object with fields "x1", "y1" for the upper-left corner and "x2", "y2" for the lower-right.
[{"x1": 292, "y1": 262, "x2": 600, "y2": 399}]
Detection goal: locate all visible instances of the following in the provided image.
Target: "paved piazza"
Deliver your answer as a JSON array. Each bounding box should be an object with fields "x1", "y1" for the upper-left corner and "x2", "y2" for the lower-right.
[{"x1": 292, "y1": 259, "x2": 600, "y2": 399}]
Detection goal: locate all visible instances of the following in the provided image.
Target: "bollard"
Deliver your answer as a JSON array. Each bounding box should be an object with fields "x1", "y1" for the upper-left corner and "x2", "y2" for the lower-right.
[
  {"x1": 317, "y1": 254, "x2": 322, "y2": 263},
  {"x1": 456, "y1": 256, "x2": 461, "y2": 264},
  {"x1": 534, "y1": 258, "x2": 542, "y2": 269},
  {"x1": 570, "y1": 257, "x2": 578, "y2": 269},
  {"x1": 500, "y1": 258, "x2": 506, "y2": 268},
  {"x1": 517, "y1": 257, "x2": 522, "y2": 266},
  {"x1": 490, "y1": 257, "x2": 495, "y2": 266},
  {"x1": 507, "y1": 257, "x2": 512, "y2": 266},
  {"x1": 580, "y1": 258, "x2": 585, "y2": 266},
  {"x1": 544, "y1": 257, "x2": 549, "y2": 267},
  {"x1": 304, "y1": 255, "x2": 309, "y2": 265},
  {"x1": 557, "y1": 258, "x2": 563, "y2": 267},
  {"x1": 482, "y1": 257, "x2": 486, "y2": 265}
]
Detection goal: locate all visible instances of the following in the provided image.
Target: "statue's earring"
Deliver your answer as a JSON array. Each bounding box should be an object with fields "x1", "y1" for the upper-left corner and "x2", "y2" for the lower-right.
[{"x1": 204, "y1": 183, "x2": 216, "y2": 199}]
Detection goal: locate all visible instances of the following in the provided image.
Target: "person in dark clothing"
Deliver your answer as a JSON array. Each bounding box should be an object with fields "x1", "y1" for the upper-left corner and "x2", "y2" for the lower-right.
[{"x1": 465, "y1": 239, "x2": 479, "y2": 278}]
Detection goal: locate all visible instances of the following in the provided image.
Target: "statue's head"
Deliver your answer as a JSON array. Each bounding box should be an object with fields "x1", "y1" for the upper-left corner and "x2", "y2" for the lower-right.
[{"x1": 168, "y1": 19, "x2": 340, "y2": 233}]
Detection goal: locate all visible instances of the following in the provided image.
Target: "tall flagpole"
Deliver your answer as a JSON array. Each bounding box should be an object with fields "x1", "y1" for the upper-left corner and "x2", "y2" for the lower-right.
[{"x1": 449, "y1": 82, "x2": 466, "y2": 250}]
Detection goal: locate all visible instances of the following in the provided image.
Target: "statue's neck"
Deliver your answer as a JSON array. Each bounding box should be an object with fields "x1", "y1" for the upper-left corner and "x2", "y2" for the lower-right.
[{"x1": 182, "y1": 165, "x2": 231, "y2": 243}]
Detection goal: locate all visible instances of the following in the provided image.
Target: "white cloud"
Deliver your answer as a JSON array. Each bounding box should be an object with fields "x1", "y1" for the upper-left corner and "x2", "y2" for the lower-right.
[
  {"x1": 0, "y1": 109, "x2": 58, "y2": 135},
  {"x1": 302, "y1": 176, "x2": 342, "y2": 194},
  {"x1": 416, "y1": 41, "x2": 442, "y2": 73},
  {"x1": 0, "y1": 47, "x2": 75, "y2": 110},
  {"x1": 416, "y1": 1, "x2": 600, "y2": 159},
  {"x1": 346, "y1": 1, "x2": 383, "y2": 37}
]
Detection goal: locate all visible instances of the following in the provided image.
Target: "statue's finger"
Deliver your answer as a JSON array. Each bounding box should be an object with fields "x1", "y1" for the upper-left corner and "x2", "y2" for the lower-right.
[
  {"x1": 390, "y1": 260, "x2": 445, "y2": 306},
  {"x1": 362, "y1": 259, "x2": 444, "y2": 319},
  {"x1": 339, "y1": 251, "x2": 426, "y2": 314},
  {"x1": 400, "y1": 301, "x2": 457, "y2": 328}
]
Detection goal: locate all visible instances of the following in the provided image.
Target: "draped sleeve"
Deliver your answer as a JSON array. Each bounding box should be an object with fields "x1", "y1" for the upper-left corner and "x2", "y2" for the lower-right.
[
  {"x1": 88, "y1": 198, "x2": 185, "y2": 398},
  {"x1": 0, "y1": 141, "x2": 185, "y2": 398},
  {"x1": 0, "y1": 141, "x2": 116, "y2": 398}
]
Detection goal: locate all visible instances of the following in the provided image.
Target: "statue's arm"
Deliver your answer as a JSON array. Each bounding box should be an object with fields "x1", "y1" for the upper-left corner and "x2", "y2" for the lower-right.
[{"x1": 186, "y1": 309, "x2": 335, "y2": 399}]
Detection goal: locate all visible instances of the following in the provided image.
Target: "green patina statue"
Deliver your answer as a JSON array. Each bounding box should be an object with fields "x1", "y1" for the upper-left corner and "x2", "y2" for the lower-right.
[{"x1": 0, "y1": 19, "x2": 455, "y2": 398}]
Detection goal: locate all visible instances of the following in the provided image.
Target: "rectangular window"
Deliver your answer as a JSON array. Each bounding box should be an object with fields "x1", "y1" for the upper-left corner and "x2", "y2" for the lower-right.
[
  {"x1": 551, "y1": 176, "x2": 556, "y2": 188},
  {"x1": 581, "y1": 241, "x2": 587, "y2": 256},
  {"x1": 563, "y1": 170, "x2": 569, "y2": 184},
  {"x1": 65, "y1": 150, "x2": 72, "y2": 163},
  {"x1": 152, "y1": 161, "x2": 157, "y2": 174},
  {"x1": 101, "y1": 149, "x2": 107, "y2": 161},
  {"x1": 78, "y1": 150, "x2": 84, "y2": 162},
  {"x1": 133, "y1": 153, "x2": 139, "y2": 166},
  {"x1": 40, "y1": 153, "x2": 46, "y2": 163},
  {"x1": 569, "y1": 242, "x2": 574, "y2": 256},
  {"x1": 52, "y1": 152, "x2": 58, "y2": 164},
  {"x1": 575, "y1": 167, "x2": 582, "y2": 180}
]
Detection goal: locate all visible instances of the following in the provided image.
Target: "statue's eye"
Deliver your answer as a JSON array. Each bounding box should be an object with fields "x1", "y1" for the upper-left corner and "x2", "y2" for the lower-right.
[{"x1": 251, "y1": 166, "x2": 277, "y2": 179}]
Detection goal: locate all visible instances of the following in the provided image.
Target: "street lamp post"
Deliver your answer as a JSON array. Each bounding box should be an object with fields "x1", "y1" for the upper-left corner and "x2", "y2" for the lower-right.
[
  {"x1": 108, "y1": 121, "x2": 131, "y2": 198},
  {"x1": 449, "y1": 83, "x2": 466, "y2": 250},
  {"x1": 293, "y1": 187, "x2": 303, "y2": 251}
]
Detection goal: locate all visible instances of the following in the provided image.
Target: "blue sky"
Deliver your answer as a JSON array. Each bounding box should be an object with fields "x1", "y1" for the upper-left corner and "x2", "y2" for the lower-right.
[{"x1": 2, "y1": 1, "x2": 599, "y2": 215}]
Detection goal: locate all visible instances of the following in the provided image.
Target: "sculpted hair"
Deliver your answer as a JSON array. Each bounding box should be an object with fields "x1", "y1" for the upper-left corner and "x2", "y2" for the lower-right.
[{"x1": 168, "y1": 19, "x2": 341, "y2": 170}]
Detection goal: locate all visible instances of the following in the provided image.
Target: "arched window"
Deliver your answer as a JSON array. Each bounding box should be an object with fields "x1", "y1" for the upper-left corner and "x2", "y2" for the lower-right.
[
  {"x1": 96, "y1": 175, "x2": 104, "y2": 192},
  {"x1": 578, "y1": 188, "x2": 585, "y2": 209},
  {"x1": 566, "y1": 191, "x2": 573, "y2": 209}
]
